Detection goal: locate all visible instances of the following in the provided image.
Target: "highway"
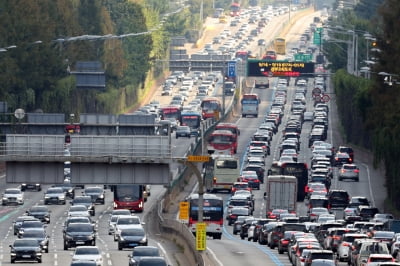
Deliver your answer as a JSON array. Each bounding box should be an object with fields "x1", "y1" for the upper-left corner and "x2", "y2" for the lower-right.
[{"x1": 0, "y1": 5, "x2": 387, "y2": 266}]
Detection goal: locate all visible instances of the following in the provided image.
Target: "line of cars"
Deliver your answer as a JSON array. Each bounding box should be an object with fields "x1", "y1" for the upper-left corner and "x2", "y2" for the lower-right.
[
  {"x1": 223, "y1": 57, "x2": 400, "y2": 265},
  {"x1": 6, "y1": 183, "x2": 167, "y2": 266}
]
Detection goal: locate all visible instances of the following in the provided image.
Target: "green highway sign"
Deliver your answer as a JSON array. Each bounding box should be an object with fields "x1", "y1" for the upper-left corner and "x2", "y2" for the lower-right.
[
  {"x1": 313, "y1": 27, "x2": 323, "y2": 45},
  {"x1": 294, "y1": 53, "x2": 313, "y2": 62}
]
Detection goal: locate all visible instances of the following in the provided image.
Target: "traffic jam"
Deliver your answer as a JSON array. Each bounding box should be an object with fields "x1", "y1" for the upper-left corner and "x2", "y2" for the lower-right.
[{"x1": 184, "y1": 8, "x2": 400, "y2": 266}]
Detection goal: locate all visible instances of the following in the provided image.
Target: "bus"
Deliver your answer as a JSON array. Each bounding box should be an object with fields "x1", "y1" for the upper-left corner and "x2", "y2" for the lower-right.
[
  {"x1": 215, "y1": 122, "x2": 240, "y2": 153},
  {"x1": 112, "y1": 184, "x2": 144, "y2": 213},
  {"x1": 230, "y1": 2, "x2": 241, "y2": 17},
  {"x1": 200, "y1": 97, "x2": 221, "y2": 120},
  {"x1": 204, "y1": 155, "x2": 240, "y2": 192},
  {"x1": 207, "y1": 129, "x2": 236, "y2": 155},
  {"x1": 160, "y1": 105, "x2": 181, "y2": 121},
  {"x1": 241, "y1": 93, "x2": 260, "y2": 118},
  {"x1": 181, "y1": 110, "x2": 202, "y2": 136},
  {"x1": 267, "y1": 162, "x2": 308, "y2": 201},
  {"x1": 274, "y1": 38, "x2": 286, "y2": 55},
  {"x1": 187, "y1": 193, "x2": 223, "y2": 239}
]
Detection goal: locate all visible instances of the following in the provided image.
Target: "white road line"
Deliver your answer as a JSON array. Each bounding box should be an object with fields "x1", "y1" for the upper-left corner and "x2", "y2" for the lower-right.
[
  {"x1": 206, "y1": 246, "x2": 224, "y2": 266},
  {"x1": 157, "y1": 241, "x2": 174, "y2": 266},
  {"x1": 362, "y1": 162, "x2": 375, "y2": 207}
]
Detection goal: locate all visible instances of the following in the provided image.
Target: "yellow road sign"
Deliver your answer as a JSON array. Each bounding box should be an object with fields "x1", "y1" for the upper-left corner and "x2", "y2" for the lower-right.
[
  {"x1": 196, "y1": 222, "x2": 207, "y2": 251},
  {"x1": 187, "y1": 155, "x2": 210, "y2": 162},
  {"x1": 179, "y1": 201, "x2": 189, "y2": 220}
]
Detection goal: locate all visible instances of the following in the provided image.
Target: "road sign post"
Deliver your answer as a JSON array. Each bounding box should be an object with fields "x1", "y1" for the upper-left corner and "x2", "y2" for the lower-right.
[
  {"x1": 179, "y1": 201, "x2": 189, "y2": 221},
  {"x1": 196, "y1": 222, "x2": 207, "y2": 251}
]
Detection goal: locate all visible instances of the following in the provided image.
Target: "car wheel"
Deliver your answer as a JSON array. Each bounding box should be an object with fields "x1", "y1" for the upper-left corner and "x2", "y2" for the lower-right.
[
  {"x1": 63, "y1": 243, "x2": 68, "y2": 250},
  {"x1": 278, "y1": 248, "x2": 283, "y2": 254},
  {"x1": 45, "y1": 248, "x2": 49, "y2": 253},
  {"x1": 11, "y1": 258, "x2": 15, "y2": 263},
  {"x1": 118, "y1": 243, "x2": 122, "y2": 250},
  {"x1": 355, "y1": 178, "x2": 359, "y2": 182},
  {"x1": 37, "y1": 258, "x2": 42, "y2": 263}
]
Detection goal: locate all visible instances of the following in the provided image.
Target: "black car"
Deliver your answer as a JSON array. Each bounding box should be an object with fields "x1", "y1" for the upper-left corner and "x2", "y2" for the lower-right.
[
  {"x1": 258, "y1": 222, "x2": 278, "y2": 245},
  {"x1": 251, "y1": 219, "x2": 274, "y2": 243},
  {"x1": 63, "y1": 223, "x2": 96, "y2": 250},
  {"x1": 19, "y1": 228, "x2": 50, "y2": 253},
  {"x1": 128, "y1": 246, "x2": 160, "y2": 266},
  {"x1": 17, "y1": 220, "x2": 46, "y2": 238},
  {"x1": 71, "y1": 196, "x2": 95, "y2": 216},
  {"x1": 117, "y1": 227, "x2": 147, "y2": 250},
  {"x1": 83, "y1": 187, "x2": 105, "y2": 204},
  {"x1": 333, "y1": 152, "x2": 352, "y2": 166},
  {"x1": 338, "y1": 146, "x2": 354, "y2": 160},
  {"x1": 327, "y1": 190, "x2": 350, "y2": 208},
  {"x1": 13, "y1": 216, "x2": 39, "y2": 235},
  {"x1": 10, "y1": 238, "x2": 42, "y2": 263},
  {"x1": 239, "y1": 217, "x2": 256, "y2": 240},
  {"x1": 25, "y1": 205, "x2": 51, "y2": 224},
  {"x1": 52, "y1": 182, "x2": 75, "y2": 199},
  {"x1": 348, "y1": 196, "x2": 370, "y2": 208},
  {"x1": 357, "y1": 206, "x2": 380, "y2": 221},
  {"x1": 21, "y1": 183, "x2": 41, "y2": 192}
]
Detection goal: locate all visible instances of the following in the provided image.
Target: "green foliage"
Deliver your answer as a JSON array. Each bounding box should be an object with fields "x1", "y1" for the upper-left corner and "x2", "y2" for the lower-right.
[{"x1": 333, "y1": 0, "x2": 400, "y2": 209}]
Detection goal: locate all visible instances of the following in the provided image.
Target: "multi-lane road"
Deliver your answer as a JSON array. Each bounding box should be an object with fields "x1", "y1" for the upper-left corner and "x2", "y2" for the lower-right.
[{"x1": 0, "y1": 6, "x2": 387, "y2": 266}]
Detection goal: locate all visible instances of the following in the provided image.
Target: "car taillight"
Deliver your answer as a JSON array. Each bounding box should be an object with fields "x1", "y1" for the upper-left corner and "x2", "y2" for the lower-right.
[
  {"x1": 230, "y1": 215, "x2": 237, "y2": 219},
  {"x1": 342, "y1": 242, "x2": 350, "y2": 246},
  {"x1": 333, "y1": 236, "x2": 341, "y2": 240},
  {"x1": 281, "y1": 239, "x2": 289, "y2": 244},
  {"x1": 354, "y1": 169, "x2": 360, "y2": 173}
]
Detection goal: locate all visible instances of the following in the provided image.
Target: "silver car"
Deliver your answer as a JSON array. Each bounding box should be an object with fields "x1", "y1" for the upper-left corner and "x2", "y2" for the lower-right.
[
  {"x1": 338, "y1": 164, "x2": 359, "y2": 181},
  {"x1": 2, "y1": 188, "x2": 24, "y2": 205}
]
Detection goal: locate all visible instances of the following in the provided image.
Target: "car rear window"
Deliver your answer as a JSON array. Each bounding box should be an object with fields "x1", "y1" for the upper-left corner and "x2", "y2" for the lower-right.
[{"x1": 310, "y1": 252, "x2": 334, "y2": 260}]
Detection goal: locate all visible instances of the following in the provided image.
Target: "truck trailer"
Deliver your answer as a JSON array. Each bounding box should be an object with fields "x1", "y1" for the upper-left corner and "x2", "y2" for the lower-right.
[{"x1": 265, "y1": 175, "x2": 297, "y2": 217}]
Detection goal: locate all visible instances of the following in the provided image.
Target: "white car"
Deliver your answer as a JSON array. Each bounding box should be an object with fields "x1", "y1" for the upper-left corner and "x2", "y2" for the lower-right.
[
  {"x1": 72, "y1": 246, "x2": 103, "y2": 266},
  {"x1": 391, "y1": 234, "x2": 400, "y2": 256},
  {"x1": 308, "y1": 207, "x2": 330, "y2": 222},
  {"x1": 337, "y1": 233, "x2": 368, "y2": 262},
  {"x1": 2, "y1": 188, "x2": 24, "y2": 205},
  {"x1": 113, "y1": 215, "x2": 143, "y2": 241},
  {"x1": 68, "y1": 205, "x2": 91, "y2": 217}
]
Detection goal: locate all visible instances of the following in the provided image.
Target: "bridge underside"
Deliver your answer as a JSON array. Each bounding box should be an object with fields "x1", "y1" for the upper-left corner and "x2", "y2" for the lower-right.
[{"x1": 6, "y1": 162, "x2": 170, "y2": 185}]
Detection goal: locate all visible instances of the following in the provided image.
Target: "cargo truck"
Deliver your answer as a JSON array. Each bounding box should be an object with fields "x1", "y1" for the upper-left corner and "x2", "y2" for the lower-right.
[{"x1": 264, "y1": 175, "x2": 297, "y2": 217}]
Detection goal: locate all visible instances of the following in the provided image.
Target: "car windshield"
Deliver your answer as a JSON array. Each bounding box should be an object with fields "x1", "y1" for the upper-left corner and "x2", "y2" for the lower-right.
[
  {"x1": 6, "y1": 189, "x2": 20, "y2": 194},
  {"x1": 67, "y1": 224, "x2": 93, "y2": 232},
  {"x1": 47, "y1": 188, "x2": 62, "y2": 194},
  {"x1": 22, "y1": 221, "x2": 43, "y2": 228},
  {"x1": 121, "y1": 228, "x2": 145, "y2": 236},
  {"x1": 117, "y1": 217, "x2": 140, "y2": 225},
  {"x1": 13, "y1": 239, "x2": 40, "y2": 247},
  {"x1": 22, "y1": 230, "x2": 45, "y2": 238},
  {"x1": 75, "y1": 248, "x2": 99, "y2": 255},
  {"x1": 70, "y1": 206, "x2": 87, "y2": 211},
  {"x1": 132, "y1": 247, "x2": 159, "y2": 256},
  {"x1": 74, "y1": 197, "x2": 91, "y2": 203}
]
